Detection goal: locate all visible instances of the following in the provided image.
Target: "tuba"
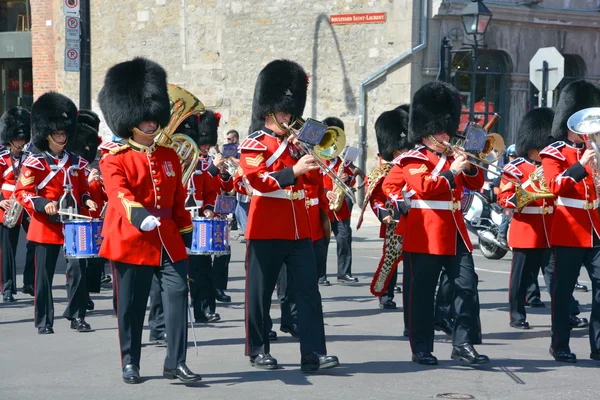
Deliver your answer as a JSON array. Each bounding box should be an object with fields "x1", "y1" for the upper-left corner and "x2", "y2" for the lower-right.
[
  {"x1": 154, "y1": 84, "x2": 206, "y2": 186},
  {"x1": 567, "y1": 107, "x2": 600, "y2": 198}
]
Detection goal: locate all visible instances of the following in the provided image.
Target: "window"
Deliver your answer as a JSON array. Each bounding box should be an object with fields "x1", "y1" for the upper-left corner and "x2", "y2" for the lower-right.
[
  {"x1": 0, "y1": 59, "x2": 33, "y2": 114},
  {"x1": 0, "y1": 1, "x2": 31, "y2": 32}
]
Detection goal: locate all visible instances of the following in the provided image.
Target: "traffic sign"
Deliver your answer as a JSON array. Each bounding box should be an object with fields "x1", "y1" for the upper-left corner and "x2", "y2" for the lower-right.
[
  {"x1": 65, "y1": 17, "x2": 80, "y2": 41},
  {"x1": 529, "y1": 47, "x2": 564, "y2": 91},
  {"x1": 64, "y1": 41, "x2": 80, "y2": 72},
  {"x1": 64, "y1": 0, "x2": 80, "y2": 17}
]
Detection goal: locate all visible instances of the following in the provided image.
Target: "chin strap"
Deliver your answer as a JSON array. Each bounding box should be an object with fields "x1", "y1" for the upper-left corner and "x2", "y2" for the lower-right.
[
  {"x1": 131, "y1": 127, "x2": 160, "y2": 138},
  {"x1": 47, "y1": 135, "x2": 67, "y2": 149}
]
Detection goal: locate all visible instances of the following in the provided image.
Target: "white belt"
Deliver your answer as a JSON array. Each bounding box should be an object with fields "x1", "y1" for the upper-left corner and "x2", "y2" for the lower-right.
[
  {"x1": 556, "y1": 197, "x2": 598, "y2": 210},
  {"x1": 252, "y1": 189, "x2": 305, "y2": 201},
  {"x1": 520, "y1": 205, "x2": 553, "y2": 215},
  {"x1": 1, "y1": 183, "x2": 15, "y2": 191},
  {"x1": 306, "y1": 198, "x2": 319, "y2": 207},
  {"x1": 410, "y1": 199, "x2": 460, "y2": 211}
]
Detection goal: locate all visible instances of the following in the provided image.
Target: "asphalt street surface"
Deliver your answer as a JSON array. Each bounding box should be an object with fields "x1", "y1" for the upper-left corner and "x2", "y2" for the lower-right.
[{"x1": 1, "y1": 213, "x2": 599, "y2": 399}]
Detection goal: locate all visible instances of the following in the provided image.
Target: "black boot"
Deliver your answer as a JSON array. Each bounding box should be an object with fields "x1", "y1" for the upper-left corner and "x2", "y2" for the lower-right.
[{"x1": 451, "y1": 344, "x2": 489, "y2": 365}]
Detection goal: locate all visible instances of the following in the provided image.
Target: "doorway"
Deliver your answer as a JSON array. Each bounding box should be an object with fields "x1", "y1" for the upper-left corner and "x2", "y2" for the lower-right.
[{"x1": 0, "y1": 58, "x2": 33, "y2": 113}]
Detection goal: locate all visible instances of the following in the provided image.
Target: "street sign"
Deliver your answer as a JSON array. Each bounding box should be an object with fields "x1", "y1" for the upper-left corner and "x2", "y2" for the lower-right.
[
  {"x1": 65, "y1": 17, "x2": 80, "y2": 41},
  {"x1": 64, "y1": 0, "x2": 80, "y2": 17},
  {"x1": 64, "y1": 41, "x2": 80, "y2": 72},
  {"x1": 529, "y1": 47, "x2": 564, "y2": 91}
]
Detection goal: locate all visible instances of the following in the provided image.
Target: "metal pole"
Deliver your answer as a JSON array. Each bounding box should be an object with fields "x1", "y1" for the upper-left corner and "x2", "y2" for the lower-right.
[
  {"x1": 541, "y1": 60, "x2": 548, "y2": 108},
  {"x1": 79, "y1": 0, "x2": 92, "y2": 109},
  {"x1": 469, "y1": 44, "x2": 477, "y2": 122}
]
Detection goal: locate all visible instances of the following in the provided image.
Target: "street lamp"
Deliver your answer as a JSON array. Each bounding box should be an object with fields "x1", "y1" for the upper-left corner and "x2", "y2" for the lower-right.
[{"x1": 460, "y1": 0, "x2": 493, "y2": 123}]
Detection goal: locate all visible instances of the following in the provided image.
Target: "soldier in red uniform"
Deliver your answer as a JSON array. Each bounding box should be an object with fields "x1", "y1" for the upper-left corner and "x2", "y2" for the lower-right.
[
  {"x1": 322, "y1": 117, "x2": 358, "y2": 283},
  {"x1": 241, "y1": 59, "x2": 338, "y2": 372},
  {"x1": 397, "y1": 81, "x2": 488, "y2": 366},
  {"x1": 14, "y1": 93, "x2": 97, "y2": 334},
  {"x1": 0, "y1": 107, "x2": 30, "y2": 302},
  {"x1": 97, "y1": 57, "x2": 201, "y2": 383},
  {"x1": 540, "y1": 80, "x2": 600, "y2": 363}
]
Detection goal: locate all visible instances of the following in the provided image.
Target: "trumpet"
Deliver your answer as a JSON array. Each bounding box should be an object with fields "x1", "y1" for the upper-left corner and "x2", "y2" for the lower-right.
[
  {"x1": 208, "y1": 147, "x2": 238, "y2": 177},
  {"x1": 282, "y1": 117, "x2": 357, "y2": 206}
]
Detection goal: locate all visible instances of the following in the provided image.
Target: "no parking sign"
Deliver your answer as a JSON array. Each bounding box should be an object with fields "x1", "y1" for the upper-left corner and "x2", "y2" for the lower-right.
[
  {"x1": 65, "y1": 41, "x2": 80, "y2": 72},
  {"x1": 65, "y1": 17, "x2": 80, "y2": 41},
  {"x1": 64, "y1": 0, "x2": 80, "y2": 17}
]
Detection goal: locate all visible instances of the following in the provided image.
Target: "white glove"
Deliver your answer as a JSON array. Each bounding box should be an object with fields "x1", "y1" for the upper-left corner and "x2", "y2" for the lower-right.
[{"x1": 140, "y1": 216, "x2": 161, "y2": 232}]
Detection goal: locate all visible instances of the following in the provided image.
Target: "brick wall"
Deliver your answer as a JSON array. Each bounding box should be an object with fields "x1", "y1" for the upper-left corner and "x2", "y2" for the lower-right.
[{"x1": 30, "y1": 0, "x2": 57, "y2": 99}]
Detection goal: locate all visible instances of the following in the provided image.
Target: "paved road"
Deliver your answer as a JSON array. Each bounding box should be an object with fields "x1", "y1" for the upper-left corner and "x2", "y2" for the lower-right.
[{"x1": 1, "y1": 218, "x2": 599, "y2": 399}]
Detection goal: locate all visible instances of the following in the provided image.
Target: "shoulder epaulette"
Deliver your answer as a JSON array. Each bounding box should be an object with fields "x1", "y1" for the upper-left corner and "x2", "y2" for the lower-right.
[
  {"x1": 239, "y1": 133, "x2": 267, "y2": 151},
  {"x1": 109, "y1": 144, "x2": 130, "y2": 155},
  {"x1": 0, "y1": 150, "x2": 8, "y2": 165},
  {"x1": 77, "y1": 156, "x2": 89, "y2": 169},
  {"x1": 539, "y1": 141, "x2": 566, "y2": 161},
  {"x1": 503, "y1": 162, "x2": 523, "y2": 177},
  {"x1": 399, "y1": 147, "x2": 428, "y2": 162},
  {"x1": 99, "y1": 141, "x2": 121, "y2": 152},
  {"x1": 23, "y1": 155, "x2": 45, "y2": 170}
]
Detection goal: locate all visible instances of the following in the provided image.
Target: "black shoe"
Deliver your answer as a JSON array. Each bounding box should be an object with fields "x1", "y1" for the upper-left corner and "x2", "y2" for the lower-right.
[
  {"x1": 318, "y1": 278, "x2": 331, "y2": 286},
  {"x1": 526, "y1": 298, "x2": 545, "y2": 308},
  {"x1": 122, "y1": 364, "x2": 141, "y2": 384},
  {"x1": 86, "y1": 298, "x2": 95, "y2": 311},
  {"x1": 195, "y1": 313, "x2": 221, "y2": 323},
  {"x1": 337, "y1": 274, "x2": 358, "y2": 283},
  {"x1": 451, "y1": 344, "x2": 489, "y2": 365},
  {"x1": 3, "y1": 293, "x2": 15, "y2": 302},
  {"x1": 280, "y1": 325, "x2": 300, "y2": 339},
  {"x1": 574, "y1": 282, "x2": 588, "y2": 292},
  {"x1": 22, "y1": 285, "x2": 34, "y2": 296},
  {"x1": 250, "y1": 353, "x2": 278, "y2": 370},
  {"x1": 509, "y1": 320, "x2": 530, "y2": 330},
  {"x1": 394, "y1": 285, "x2": 402, "y2": 294},
  {"x1": 590, "y1": 351, "x2": 600, "y2": 361},
  {"x1": 569, "y1": 315, "x2": 589, "y2": 329},
  {"x1": 100, "y1": 275, "x2": 112, "y2": 284},
  {"x1": 269, "y1": 330, "x2": 277, "y2": 341},
  {"x1": 150, "y1": 332, "x2": 167, "y2": 344},
  {"x1": 412, "y1": 352, "x2": 438, "y2": 365},
  {"x1": 70, "y1": 318, "x2": 92, "y2": 332},
  {"x1": 37, "y1": 326, "x2": 54, "y2": 335},
  {"x1": 403, "y1": 328, "x2": 409, "y2": 337},
  {"x1": 163, "y1": 362, "x2": 202, "y2": 382},
  {"x1": 434, "y1": 318, "x2": 454, "y2": 336},
  {"x1": 550, "y1": 347, "x2": 576, "y2": 363},
  {"x1": 379, "y1": 300, "x2": 397, "y2": 310},
  {"x1": 300, "y1": 352, "x2": 339, "y2": 373},
  {"x1": 215, "y1": 289, "x2": 231, "y2": 303}
]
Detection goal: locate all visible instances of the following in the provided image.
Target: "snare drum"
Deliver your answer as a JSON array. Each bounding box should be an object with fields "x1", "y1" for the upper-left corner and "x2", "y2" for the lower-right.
[
  {"x1": 189, "y1": 217, "x2": 230, "y2": 256},
  {"x1": 63, "y1": 219, "x2": 104, "y2": 258}
]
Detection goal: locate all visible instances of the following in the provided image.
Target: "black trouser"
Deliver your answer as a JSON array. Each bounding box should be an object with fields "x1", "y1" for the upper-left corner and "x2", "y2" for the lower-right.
[
  {"x1": 331, "y1": 218, "x2": 352, "y2": 277},
  {"x1": 33, "y1": 243, "x2": 62, "y2": 328},
  {"x1": 148, "y1": 274, "x2": 166, "y2": 339},
  {"x1": 404, "y1": 238, "x2": 482, "y2": 354},
  {"x1": 63, "y1": 258, "x2": 88, "y2": 320},
  {"x1": 551, "y1": 246, "x2": 600, "y2": 353},
  {"x1": 21, "y1": 216, "x2": 36, "y2": 287},
  {"x1": 213, "y1": 253, "x2": 230, "y2": 291},
  {"x1": 313, "y1": 238, "x2": 327, "y2": 282},
  {"x1": 509, "y1": 248, "x2": 548, "y2": 322},
  {"x1": 402, "y1": 264, "x2": 453, "y2": 329},
  {"x1": 0, "y1": 224, "x2": 20, "y2": 296},
  {"x1": 113, "y1": 253, "x2": 188, "y2": 370},
  {"x1": 188, "y1": 254, "x2": 216, "y2": 319},
  {"x1": 245, "y1": 238, "x2": 326, "y2": 357},
  {"x1": 86, "y1": 257, "x2": 107, "y2": 293}
]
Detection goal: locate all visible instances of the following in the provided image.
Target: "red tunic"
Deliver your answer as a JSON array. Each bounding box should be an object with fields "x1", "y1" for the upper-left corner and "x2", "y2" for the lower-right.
[
  {"x1": 239, "y1": 129, "x2": 311, "y2": 240},
  {"x1": 14, "y1": 151, "x2": 91, "y2": 245},
  {"x1": 98, "y1": 141, "x2": 193, "y2": 266},
  {"x1": 188, "y1": 157, "x2": 218, "y2": 212},
  {"x1": 540, "y1": 140, "x2": 600, "y2": 247},
  {"x1": 0, "y1": 150, "x2": 27, "y2": 225},
  {"x1": 323, "y1": 157, "x2": 355, "y2": 222},
  {"x1": 82, "y1": 169, "x2": 107, "y2": 219},
  {"x1": 304, "y1": 169, "x2": 328, "y2": 242},
  {"x1": 497, "y1": 158, "x2": 553, "y2": 248},
  {"x1": 398, "y1": 146, "x2": 484, "y2": 255}
]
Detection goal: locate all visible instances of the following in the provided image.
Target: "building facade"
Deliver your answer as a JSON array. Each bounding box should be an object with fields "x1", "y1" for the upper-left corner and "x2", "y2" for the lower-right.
[{"x1": 1, "y1": 0, "x2": 600, "y2": 171}]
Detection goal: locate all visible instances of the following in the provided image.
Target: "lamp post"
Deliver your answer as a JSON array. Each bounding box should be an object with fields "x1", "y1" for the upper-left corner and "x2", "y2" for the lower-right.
[{"x1": 460, "y1": 0, "x2": 492, "y2": 122}]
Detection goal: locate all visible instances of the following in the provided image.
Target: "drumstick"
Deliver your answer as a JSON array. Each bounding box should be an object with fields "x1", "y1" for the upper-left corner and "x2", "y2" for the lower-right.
[{"x1": 57, "y1": 211, "x2": 93, "y2": 220}]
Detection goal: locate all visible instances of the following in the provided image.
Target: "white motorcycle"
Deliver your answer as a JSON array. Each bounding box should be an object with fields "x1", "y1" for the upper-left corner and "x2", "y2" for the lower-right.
[{"x1": 463, "y1": 190, "x2": 509, "y2": 260}]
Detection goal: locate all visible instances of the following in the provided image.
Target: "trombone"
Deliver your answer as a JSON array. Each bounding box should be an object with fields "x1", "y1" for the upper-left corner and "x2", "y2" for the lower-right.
[{"x1": 282, "y1": 117, "x2": 358, "y2": 206}]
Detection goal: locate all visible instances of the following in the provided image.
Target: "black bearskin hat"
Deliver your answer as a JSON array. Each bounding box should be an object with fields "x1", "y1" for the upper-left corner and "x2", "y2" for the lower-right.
[
  {"x1": 515, "y1": 107, "x2": 554, "y2": 158},
  {"x1": 31, "y1": 92, "x2": 77, "y2": 152},
  {"x1": 551, "y1": 80, "x2": 600, "y2": 141},
  {"x1": 68, "y1": 123, "x2": 100, "y2": 163},
  {"x1": 196, "y1": 110, "x2": 219, "y2": 147},
  {"x1": 375, "y1": 105, "x2": 411, "y2": 162},
  {"x1": 176, "y1": 114, "x2": 199, "y2": 139},
  {"x1": 250, "y1": 59, "x2": 308, "y2": 133},
  {"x1": 323, "y1": 117, "x2": 345, "y2": 131},
  {"x1": 409, "y1": 81, "x2": 461, "y2": 143},
  {"x1": 98, "y1": 57, "x2": 171, "y2": 139},
  {"x1": 0, "y1": 106, "x2": 31, "y2": 145},
  {"x1": 78, "y1": 109, "x2": 101, "y2": 131}
]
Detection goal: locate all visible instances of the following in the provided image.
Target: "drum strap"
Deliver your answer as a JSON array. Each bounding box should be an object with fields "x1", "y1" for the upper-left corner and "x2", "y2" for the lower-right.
[{"x1": 37, "y1": 152, "x2": 70, "y2": 190}]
